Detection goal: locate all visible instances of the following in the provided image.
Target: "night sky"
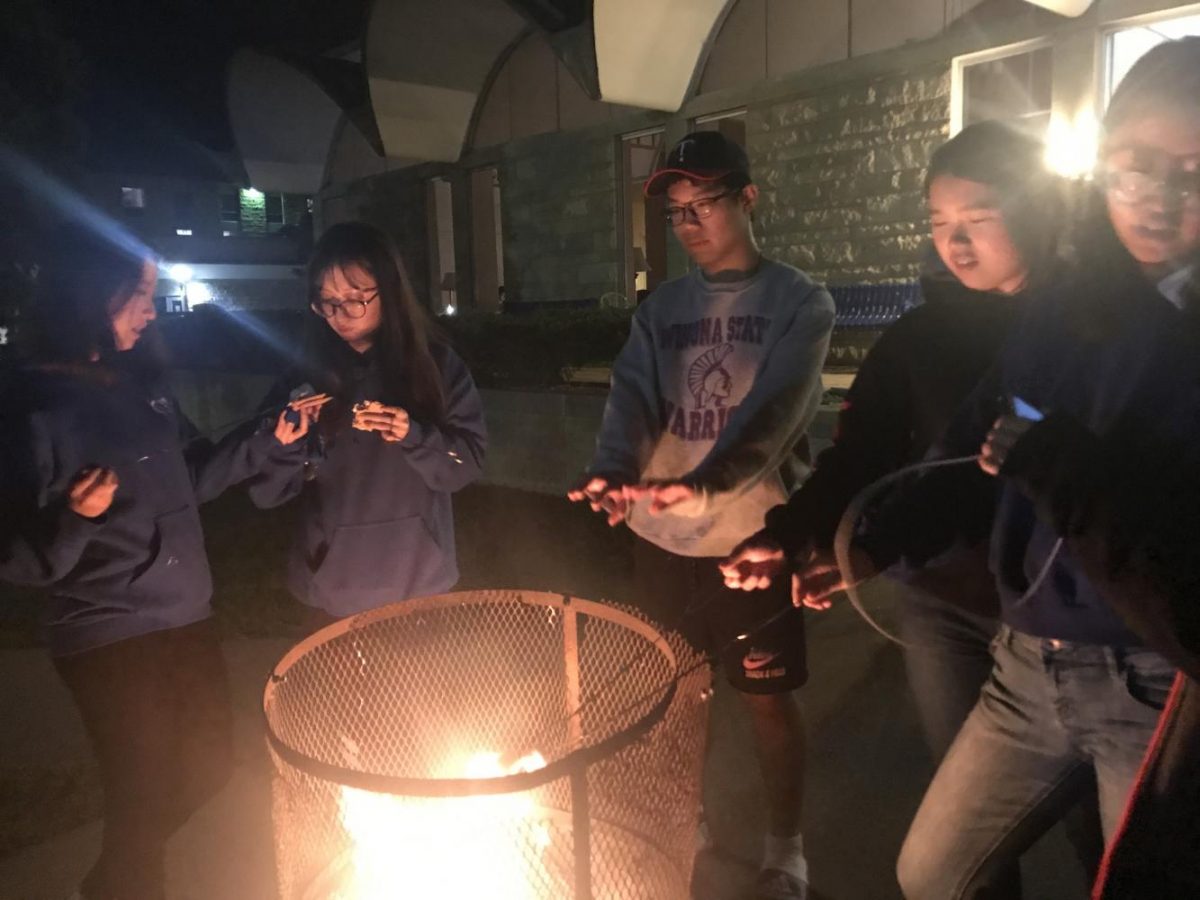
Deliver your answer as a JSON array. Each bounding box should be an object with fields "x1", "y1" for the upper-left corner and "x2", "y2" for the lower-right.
[{"x1": 19, "y1": 0, "x2": 366, "y2": 159}]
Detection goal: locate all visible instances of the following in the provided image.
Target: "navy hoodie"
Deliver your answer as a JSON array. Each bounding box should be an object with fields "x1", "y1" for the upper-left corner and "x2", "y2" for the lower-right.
[
  {"x1": 0, "y1": 359, "x2": 298, "y2": 655},
  {"x1": 250, "y1": 342, "x2": 486, "y2": 615},
  {"x1": 927, "y1": 265, "x2": 1196, "y2": 644}
]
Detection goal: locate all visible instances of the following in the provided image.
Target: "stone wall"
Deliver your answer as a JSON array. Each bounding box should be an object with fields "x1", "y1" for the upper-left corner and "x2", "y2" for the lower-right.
[
  {"x1": 320, "y1": 169, "x2": 434, "y2": 309},
  {"x1": 498, "y1": 130, "x2": 621, "y2": 304},
  {"x1": 750, "y1": 66, "x2": 950, "y2": 284},
  {"x1": 319, "y1": 58, "x2": 951, "y2": 308}
]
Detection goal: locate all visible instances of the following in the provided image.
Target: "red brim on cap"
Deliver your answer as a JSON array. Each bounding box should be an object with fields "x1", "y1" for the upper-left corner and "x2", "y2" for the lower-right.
[{"x1": 643, "y1": 167, "x2": 732, "y2": 197}]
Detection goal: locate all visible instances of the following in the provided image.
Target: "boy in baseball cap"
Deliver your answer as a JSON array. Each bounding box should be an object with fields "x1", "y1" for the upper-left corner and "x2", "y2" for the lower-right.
[{"x1": 571, "y1": 131, "x2": 834, "y2": 899}]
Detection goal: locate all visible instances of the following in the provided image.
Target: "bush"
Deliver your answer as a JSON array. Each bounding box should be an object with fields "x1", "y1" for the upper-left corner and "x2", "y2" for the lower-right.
[{"x1": 439, "y1": 308, "x2": 632, "y2": 389}]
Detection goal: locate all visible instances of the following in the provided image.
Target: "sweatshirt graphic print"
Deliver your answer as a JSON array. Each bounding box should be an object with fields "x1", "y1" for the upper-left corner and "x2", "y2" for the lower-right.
[{"x1": 588, "y1": 260, "x2": 835, "y2": 557}]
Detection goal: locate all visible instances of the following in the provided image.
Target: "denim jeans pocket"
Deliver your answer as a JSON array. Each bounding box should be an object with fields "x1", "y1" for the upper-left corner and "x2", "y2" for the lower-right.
[{"x1": 1122, "y1": 651, "x2": 1177, "y2": 712}]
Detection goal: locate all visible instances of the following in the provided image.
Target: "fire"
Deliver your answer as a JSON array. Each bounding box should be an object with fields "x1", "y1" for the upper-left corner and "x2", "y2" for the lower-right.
[{"x1": 336, "y1": 751, "x2": 557, "y2": 899}]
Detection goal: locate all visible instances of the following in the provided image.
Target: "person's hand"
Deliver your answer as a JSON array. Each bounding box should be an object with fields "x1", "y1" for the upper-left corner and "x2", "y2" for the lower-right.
[
  {"x1": 355, "y1": 403, "x2": 411, "y2": 443},
  {"x1": 789, "y1": 547, "x2": 873, "y2": 610},
  {"x1": 719, "y1": 532, "x2": 787, "y2": 591},
  {"x1": 274, "y1": 394, "x2": 330, "y2": 445},
  {"x1": 567, "y1": 474, "x2": 629, "y2": 527},
  {"x1": 68, "y1": 466, "x2": 118, "y2": 519},
  {"x1": 624, "y1": 480, "x2": 699, "y2": 516},
  {"x1": 980, "y1": 414, "x2": 1035, "y2": 476}
]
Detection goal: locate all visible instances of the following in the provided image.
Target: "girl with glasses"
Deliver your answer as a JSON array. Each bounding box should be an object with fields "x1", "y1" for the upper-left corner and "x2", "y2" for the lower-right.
[{"x1": 252, "y1": 221, "x2": 486, "y2": 629}]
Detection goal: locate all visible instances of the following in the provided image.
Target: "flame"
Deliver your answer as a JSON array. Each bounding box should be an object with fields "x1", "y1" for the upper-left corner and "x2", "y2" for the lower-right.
[{"x1": 336, "y1": 751, "x2": 556, "y2": 899}]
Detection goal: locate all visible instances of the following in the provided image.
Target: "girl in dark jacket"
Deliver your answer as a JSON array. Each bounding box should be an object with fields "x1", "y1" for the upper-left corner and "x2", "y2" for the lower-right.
[
  {"x1": 251, "y1": 222, "x2": 486, "y2": 626},
  {"x1": 0, "y1": 227, "x2": 316, "y2": 900},
  {"x1": 720, "y1": 121, "x2": 1065, "y2": 759},
  {"x1": 877, "y1": 38, "x2": 1200, "y2": 899}
]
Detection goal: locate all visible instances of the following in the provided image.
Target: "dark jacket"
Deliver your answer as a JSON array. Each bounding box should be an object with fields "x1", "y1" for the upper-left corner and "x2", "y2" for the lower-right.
[
  {"x1": 250, "y1": 342, "x2": 486, "y2": 615},
  {"x1": 0, "y1": 360, "x2": 294, "y2": 655},
  {"x1": 893, "y1": 262, "x2": 1193, "y2": 644},
  {"x1": 763, "y1": 276, "x2": 1022, "y2": 564}
]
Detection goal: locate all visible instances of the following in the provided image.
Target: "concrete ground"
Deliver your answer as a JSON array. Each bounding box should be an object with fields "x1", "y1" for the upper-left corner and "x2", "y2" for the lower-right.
[{"x1": 0, "y1": 580, "x2": 1091, "y2": 900}]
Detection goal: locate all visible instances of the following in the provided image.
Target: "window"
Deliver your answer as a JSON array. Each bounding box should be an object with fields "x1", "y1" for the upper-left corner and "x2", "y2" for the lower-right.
[
  {"x1": 953, "y1": 41, "x2": 1053, "y2": 135},
  {"x1": 621, "y1": 129, "x2": 668, "y2": 304},
  {"x1": 471, "y1": 168, "x2": 504, "y2": 311},
  {"x1": 220, "y1": 192, "x2": 240, "y2": 229},
  {"x1": 120, "y1": 187, "x2": 145, "y2": 209},
  {"x1": 265, "y1": 192, "x2": 284, "y2": 229},
  {"x1": 693, "y1": 109, "x2": 747, "y2": 149},
  {"x1": 426, "y1": 177, "x2": 457, "y2": 313},
  {"x1": 174, "y1": 191, "x2": 195, "y2": 233},
  {"x1": 1106, "y1": 10, "x2": 1200, "y2": 101}
]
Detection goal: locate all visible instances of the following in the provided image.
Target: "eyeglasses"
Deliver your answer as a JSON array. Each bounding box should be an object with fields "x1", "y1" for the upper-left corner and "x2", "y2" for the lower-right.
[
  {"x1": 1104, "y1": 168, "x2": 1200, "y2": 205},
  {"x1": 664, "y1": 188, "x2": 742, "y2": 226},
  {"x1": 311, "y1": 292, "x2": 378, "y2": 319}
]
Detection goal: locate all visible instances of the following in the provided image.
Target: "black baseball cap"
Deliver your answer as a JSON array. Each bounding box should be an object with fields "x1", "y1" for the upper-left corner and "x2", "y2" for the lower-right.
[{"x1": 644, "y1": 131, "x2": 751, "y2": 197}]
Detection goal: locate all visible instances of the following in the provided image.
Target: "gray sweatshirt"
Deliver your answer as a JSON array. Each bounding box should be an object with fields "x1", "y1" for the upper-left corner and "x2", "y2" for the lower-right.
[{"x1": 587, "y1": 259, "x2": 835, "y2": 557}]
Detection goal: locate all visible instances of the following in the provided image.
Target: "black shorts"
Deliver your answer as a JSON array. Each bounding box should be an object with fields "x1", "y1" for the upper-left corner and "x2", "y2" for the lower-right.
[{"x1": 632, "y1": 537, "x2": 808, "y2": 694}]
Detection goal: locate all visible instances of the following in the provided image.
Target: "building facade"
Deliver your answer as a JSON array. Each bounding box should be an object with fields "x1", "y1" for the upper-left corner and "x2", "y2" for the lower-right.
[
  {"x1": 81, "y1": 162, "x2": 314, "y2": 313},
  {"x1": 231, "y1": 0, "x2": 1200, "y2": 314}
]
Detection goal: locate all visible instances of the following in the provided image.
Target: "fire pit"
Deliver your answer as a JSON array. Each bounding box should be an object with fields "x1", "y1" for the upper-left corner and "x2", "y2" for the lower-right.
[{"x1": 263, "y1": 589, "x2": 711, "y2": 899}]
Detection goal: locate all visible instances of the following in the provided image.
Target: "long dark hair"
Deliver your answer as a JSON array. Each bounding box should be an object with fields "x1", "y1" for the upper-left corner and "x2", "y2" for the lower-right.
[
  {"x1": 924, "y1": 120, "x2": 1065, "y2": 292},
  {"x1": 305, "y1": 222, "x2": 446, "y2": 424},
  {"x1": 33, "y1": 224, "x2": 165, "y2": 374}
]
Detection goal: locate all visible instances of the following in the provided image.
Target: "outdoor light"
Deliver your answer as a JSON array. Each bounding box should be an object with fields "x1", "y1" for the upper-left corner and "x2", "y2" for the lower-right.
[
  {"x1": 185, "y1": 281, "x2": 212, "y2": 305},
  {"x1": 243, "y1": 187, "x2": 264, "y2": 200},
  {"x1": 440, "y1": 271, "x2": 458, "y2": 316},
  {"x1": 175, "y1": 228, "x2": 193, "y2": 236},
  {"x1": 167, "y1": 263, "x2": 194, "y2": 283},
  {"x1": 1044, "y1": 110, "x2": 1099, "y2": 179}
]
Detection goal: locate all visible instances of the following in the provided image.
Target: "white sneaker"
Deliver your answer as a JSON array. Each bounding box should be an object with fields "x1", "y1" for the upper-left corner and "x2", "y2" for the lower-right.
[{"x1": 752, "y1": 868, "x2": 808, "y2": 900}]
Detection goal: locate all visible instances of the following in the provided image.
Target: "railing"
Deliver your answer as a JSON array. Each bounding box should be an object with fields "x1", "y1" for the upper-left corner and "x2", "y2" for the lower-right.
[{"x1": 828, "y1": 282, "x2": 922, "y2": 329}]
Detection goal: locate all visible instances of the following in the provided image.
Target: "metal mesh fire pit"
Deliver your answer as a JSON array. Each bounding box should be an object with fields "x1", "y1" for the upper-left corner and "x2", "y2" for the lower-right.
[{"x1": 264, "y1": 589, "x2": 712, "y2": 900}]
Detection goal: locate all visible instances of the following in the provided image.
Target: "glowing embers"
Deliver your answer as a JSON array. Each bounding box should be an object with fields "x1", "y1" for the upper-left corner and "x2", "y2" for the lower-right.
[
  {"x1": 336, "y1": 751, "x2": 555, "y2": 900},
  {"x1": 264, "y1": 590, "x2": 711, "y2": 900}
]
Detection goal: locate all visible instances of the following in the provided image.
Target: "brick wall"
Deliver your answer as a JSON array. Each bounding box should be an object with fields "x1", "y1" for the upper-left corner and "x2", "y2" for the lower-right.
[
  {"x1": 498, "y1": 130, "x2": 620, "y2": 303},
  {"x1": 320, "y1": 169, "x2": 433, "y2": 309},
  {"x1": 750, "y1": 66, "x2": 950, "y2": 284}
]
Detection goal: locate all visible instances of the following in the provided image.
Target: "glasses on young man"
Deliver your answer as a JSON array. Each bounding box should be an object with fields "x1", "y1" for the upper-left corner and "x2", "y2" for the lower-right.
[
  {"x1": 311, "y1": 292, "x2": 378, "y2": 319},
  {"x1": 663, "y1": 188, "x2": 743, "y2": 226},
  {"x1": 1104, "y1": 168, "x2": 1200, "y2": 205}
]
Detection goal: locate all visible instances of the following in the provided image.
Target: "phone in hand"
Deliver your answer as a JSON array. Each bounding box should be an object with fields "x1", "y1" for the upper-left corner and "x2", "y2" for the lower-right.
[
  {"x1": 286, "y1": 383, "x2": 316, "y2": 427},
  {"x1": 1011, "y1": 396, "x2": 1045, "y2": 422}
]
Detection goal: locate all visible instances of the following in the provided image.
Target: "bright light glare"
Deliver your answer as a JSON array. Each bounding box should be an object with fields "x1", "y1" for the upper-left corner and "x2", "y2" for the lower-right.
[
  {"x1": 175, "y1": 228, "x2": 193, "y2": 236},
  {"x1": 242, "y1": 187, "x2": 264, "y2": 200},
  {"x1": 445, "y1": 304, "x2": 457, "y2": 316},
  {"x1": 339, "y1": 750, "x2": 554, "y2": 899},
  {"x1": 1044, "y1": 111, "x2": 1099, "y2": 179},
  {"x1": 168, "y1": 263, "x2": 194, "y2": 283},
  {"x1": 185, "y1": 281, "x2": 212, "y2": 305}
]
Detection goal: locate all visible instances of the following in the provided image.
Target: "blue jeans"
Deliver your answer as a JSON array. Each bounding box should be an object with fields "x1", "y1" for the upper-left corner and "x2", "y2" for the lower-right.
[
  {"x1": 896, "y1": 625, "x2": 1175, "y2": 900},
  {"x1": 895, "y1": 584, "x2": 998, "y2": 761}
]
